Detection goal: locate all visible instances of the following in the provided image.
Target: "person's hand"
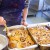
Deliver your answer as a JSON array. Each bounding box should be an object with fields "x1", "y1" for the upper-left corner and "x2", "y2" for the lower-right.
[
  {"x1": 0, "y1": 16, "x2": 6, "y2": 25},
  {"x1": 21, "y1": 20, "x2": 28, "y2": 26}
]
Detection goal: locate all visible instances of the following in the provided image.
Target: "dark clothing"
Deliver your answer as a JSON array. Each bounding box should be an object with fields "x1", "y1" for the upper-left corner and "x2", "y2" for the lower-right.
[{"x1": 0, "y1": 0, "x2": 29, "y2": 26}]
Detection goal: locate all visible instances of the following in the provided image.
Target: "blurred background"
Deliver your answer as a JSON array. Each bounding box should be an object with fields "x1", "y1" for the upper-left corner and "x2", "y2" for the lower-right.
[{"x1": 27, "y1": 0, "x2": 50, "y2": 24}]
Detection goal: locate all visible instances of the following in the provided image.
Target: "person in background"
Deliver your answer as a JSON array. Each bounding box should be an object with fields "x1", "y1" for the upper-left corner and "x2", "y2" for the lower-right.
[{"x1": 0, "y1": 0, "x2": 30, "y2": 26}]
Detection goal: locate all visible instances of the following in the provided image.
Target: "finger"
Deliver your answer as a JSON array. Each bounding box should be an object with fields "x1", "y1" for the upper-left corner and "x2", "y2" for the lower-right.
[
  {"x1": 3, "y1": 20, "x2": 6, "y2": 25},
  {"x1": 0, "y1": 17, "x2": 4, "y2": 21},
  {"x1": 4, "y1": 20, "x2": 6, "y2": 24},
  {"x1": 23, "y1": 22, "x2": 28, "y2": 26},
  {"x1": 21, "y1": 21, "x2": 24, "y2": 25}
]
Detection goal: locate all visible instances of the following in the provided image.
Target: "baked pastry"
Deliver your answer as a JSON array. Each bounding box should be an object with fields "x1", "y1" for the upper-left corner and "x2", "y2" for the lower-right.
[
  {"x1": 28, "y1": 25, "x2": 50, "y2": 45},
  {"x1": 7, "y1": 27, "x2": 34, "y2": 48}
]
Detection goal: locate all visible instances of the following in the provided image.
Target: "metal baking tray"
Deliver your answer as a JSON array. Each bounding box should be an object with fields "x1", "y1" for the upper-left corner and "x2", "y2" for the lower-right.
[
  {"x1": 27, "y1": 22, "x2": 50, "y2": 49},
  {"x1": 3, "y1": 25, "x2": 38, "y2": 50}
]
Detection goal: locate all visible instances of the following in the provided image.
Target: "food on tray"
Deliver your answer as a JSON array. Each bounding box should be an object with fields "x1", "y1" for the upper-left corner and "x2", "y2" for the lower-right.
[
  {"x1": 7, "y1": 27, "x2": 34, "y2": 48},
  {"x1": 28, "y1": 25, "x2": 50, "y2": 45}
]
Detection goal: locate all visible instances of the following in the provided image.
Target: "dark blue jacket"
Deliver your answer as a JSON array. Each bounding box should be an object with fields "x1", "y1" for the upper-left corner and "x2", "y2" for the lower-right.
[{"x1": 0, "y1": 0, "x2": 25, "y2": 26}]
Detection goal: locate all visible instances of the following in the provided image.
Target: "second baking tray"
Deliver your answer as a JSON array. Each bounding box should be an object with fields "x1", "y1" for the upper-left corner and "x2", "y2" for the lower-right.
[{"x1": 27, "y1": 22, "x2": 50, "y2": 50}]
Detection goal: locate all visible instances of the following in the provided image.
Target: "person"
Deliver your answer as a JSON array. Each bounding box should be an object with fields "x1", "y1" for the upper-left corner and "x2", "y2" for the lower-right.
[{"x1": 0, "y1": 0, "x2": 30, "y2": 26}]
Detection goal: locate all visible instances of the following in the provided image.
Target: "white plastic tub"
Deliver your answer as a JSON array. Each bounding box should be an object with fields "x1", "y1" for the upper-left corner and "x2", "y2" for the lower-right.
[{"x1": 0, "y1": 34, "x2": 8, "y2": 50}]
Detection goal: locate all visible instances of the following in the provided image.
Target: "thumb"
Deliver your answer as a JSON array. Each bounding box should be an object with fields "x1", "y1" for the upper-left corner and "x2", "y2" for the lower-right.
[{"x1": 3, "y1": 20, "x2": 6, "y2": 25}]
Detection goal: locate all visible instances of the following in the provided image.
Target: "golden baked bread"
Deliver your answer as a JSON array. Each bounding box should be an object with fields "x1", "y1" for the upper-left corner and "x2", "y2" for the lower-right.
[
  {"x1": 7, "y1": 27, "x2": 34, "y2": 48},
  {"x1": 8, "y1": 40, "x2": 17, "y2": 48},
  {"x1": 28, "y1": 25, "x2": 50, "y2": 45}
]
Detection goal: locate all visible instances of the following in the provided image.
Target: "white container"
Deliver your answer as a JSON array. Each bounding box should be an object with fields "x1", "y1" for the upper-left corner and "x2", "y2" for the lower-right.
[{"x1": 0, "y1": 34, "x2": 8, "y2": 50}]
